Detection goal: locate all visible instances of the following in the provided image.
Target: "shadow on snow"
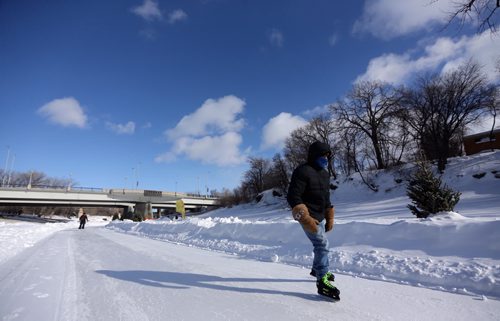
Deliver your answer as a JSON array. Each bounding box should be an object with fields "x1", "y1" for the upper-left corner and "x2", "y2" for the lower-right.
[{"x1": 95, "y1": 269, "x2": 326, "y2": 302}]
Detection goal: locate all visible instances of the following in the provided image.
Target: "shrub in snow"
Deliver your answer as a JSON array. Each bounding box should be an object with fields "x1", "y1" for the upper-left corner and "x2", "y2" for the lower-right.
[
  {"x1": 406, "y1": 161, "x2": 461, "y2": 218},
  {"x1": 272, "y1": 190, "x2": 282, "y2": 197},
  {"x1": 472, "y1": 172, "x2": 486, "y2": 179}
]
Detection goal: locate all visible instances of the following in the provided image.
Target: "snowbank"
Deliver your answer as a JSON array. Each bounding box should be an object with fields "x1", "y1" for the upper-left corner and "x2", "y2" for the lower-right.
[
  {"x1": 107, "y1": 152, "x2": 500, "y2": 298},
  {"x1": 106, "y1": 211, "x2": 500, "y2": 298}
]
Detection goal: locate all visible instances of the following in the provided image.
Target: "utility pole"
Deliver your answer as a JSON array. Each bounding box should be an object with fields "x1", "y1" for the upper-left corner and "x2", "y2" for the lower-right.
[
  {"x1": 27, "y1": 171, "x2": 33, "y2": 189},
  {"x1": 67, "y1": 173, "x2": 72, "y2": 191},
  {"x1": 2, "y1": 147, "x2": 10, "y2": 187},
  {"x1": 133, "y1": 162, "x2": 141, "y2": 189},
  {"x1": 6, "y1": 153, "x2": 15, "y2": 187}
]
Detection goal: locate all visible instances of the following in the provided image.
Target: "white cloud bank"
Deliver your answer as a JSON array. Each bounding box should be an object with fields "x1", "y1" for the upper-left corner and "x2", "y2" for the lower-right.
[
  {"x1": 106, "y1": 121, "x2": 136, "y2": 135},
  {"x1": 353, "y1": 0, "x2": 455, "y2": 40},
  {"x1": 37, "y1": 97, "x2": 88, "y2": 128},
  {"x1": 356, "y1": 31, "x2": 500, "y2": 84},
  {"x1": 131, "y1": 0, "x2": 162, "y2": 21},
  {"x1": 261, "y1": 112, "x2": 308, "y2": 151},
  {"x1": 156, "y1": 95, "x2": 248, "y2": 166},
  {"x1": 168, "y1": 9, "x2": 187, "y2": 24}
]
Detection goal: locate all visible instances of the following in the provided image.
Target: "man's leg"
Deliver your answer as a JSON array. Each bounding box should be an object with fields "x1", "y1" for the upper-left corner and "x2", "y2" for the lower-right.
[{"x1": 302, "y1": 221, "x2": 329, "y2": 280}]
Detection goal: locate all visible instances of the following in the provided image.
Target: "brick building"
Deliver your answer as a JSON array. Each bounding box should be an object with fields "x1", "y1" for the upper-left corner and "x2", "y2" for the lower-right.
[{"x1": 463, "y1": 129, "x2": 500, "y2": 155}]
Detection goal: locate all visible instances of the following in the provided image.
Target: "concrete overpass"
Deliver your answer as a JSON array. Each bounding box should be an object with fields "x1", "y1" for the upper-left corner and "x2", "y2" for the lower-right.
[{"x1": 0, "y1": 186, "x2": 219, "y2": 219}]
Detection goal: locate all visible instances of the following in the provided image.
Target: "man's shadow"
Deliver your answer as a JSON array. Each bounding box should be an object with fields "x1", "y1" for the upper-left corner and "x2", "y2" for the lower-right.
[{"x1": 96, "y1": 270, "x2": 325, "y2": 302}]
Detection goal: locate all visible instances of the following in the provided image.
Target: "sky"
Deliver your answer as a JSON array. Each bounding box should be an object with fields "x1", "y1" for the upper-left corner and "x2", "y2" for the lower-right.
[{"x1": 0, "y1": 0, "x2": 499, "y2": 193}]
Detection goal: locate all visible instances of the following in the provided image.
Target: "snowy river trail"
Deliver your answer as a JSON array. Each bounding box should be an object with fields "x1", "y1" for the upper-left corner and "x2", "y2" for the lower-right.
[{"x1": 1, "y1": 226, "x2": 499, "y2": 321}]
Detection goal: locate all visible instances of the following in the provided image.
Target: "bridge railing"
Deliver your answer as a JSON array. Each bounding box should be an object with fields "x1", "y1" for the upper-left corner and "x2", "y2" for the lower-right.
[
  {"x1": 0, "y1": 184, "x2": 107, "y2": 193},
  {"x1": 0, "y1": 184, "x2": 219, "y2": 200}
]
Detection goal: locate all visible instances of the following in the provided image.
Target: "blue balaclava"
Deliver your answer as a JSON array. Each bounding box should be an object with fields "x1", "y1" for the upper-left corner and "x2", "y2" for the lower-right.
[
  {"x1": 316, "y1": 155, "x2": 329, "y2": 169},
  {"x1": 307, "y1": 141, "x2": 331, "y2": 170}
]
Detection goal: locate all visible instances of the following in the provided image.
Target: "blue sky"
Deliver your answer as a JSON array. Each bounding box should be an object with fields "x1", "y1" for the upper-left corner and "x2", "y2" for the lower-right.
[{"x1": 1, "y1": 0, "x2": 498, "y2": 193}]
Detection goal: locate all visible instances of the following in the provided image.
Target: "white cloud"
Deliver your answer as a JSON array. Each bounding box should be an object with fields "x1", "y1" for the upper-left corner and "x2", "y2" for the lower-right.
[
  {"x1": 106, "y1": 121, "x2": 136, "y2": 135},
  {"x1": 261, "y1": 112, "x2": 308, "y2": 151},
  {"x1": 168, "y1": 9, "x2": 187, "y2": 24},
  {"x1": 168, "y1": 132, "x2": 246, "y2": 165},
  {"x1": 157, "y1": 95, "x2": 248, "y2": 166},
  {"x1": 154, "y1": 151, "x2": 177, "y2": 163},
  {"x1": 466, "y1": 114, "x2": 500, "y2": 135},
  {"x1": 37, "y1": 97, "x2": 88, "y2": 128},
  {"x1": 328, "y1": 33, "x2": 338, "y2": 46},
  {"x1": 356, "y1": 31, "x2": 500, "y2": 84},
  {"x1": 303, "y1": 105, "x2": 330, "y2": 117},
  {"x1": 269, "y1": 29, "x2": 284, "y2": 47},
  {"x1": 131, "y1": 0, "x2": 162, "y2": 21},
  {"x1": 353, "y1": 0, "x2": 454, "y2": 39},
  {"x1": 166, "y1": 95, "x2": 245, "y2": 140}
]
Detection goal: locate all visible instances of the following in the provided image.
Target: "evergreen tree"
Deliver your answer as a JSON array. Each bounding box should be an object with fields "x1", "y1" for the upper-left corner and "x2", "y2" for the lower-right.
[{"x1": 407, "y1": 161, "x2": 461, "y2": 218}]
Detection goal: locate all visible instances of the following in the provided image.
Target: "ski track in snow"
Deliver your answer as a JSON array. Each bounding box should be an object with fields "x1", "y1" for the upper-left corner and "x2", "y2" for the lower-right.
[{"x1": 1, "y1": 227, "x2": 499, "y2": 321}]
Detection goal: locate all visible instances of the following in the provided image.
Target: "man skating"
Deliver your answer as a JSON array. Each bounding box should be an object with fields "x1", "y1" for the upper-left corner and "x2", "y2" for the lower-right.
[
  {"x1": 79, "y1": 212, "x2": 88, "y2": 229},
  {"x1": 287, "y1": 141, "x2": 340, "y2": 300}
]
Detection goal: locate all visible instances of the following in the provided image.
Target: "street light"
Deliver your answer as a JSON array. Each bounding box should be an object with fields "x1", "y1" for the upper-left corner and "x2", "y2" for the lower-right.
[
  {"x1": 132, "y1": 162, "x2": 141, "y2": 189},
  {"x1": 2, "y1": 146, "x2": 10, "y2": 187},
  {"x1": 6, "y1": 153, "x2": 15, "y2": 187}
]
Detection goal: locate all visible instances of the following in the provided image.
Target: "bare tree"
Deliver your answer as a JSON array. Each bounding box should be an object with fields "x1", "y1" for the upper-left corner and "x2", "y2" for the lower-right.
[
  {"x1": 268, "y1": 153, "x2": 290, "y2": 194},
  {"x1": 404, "y1": 61, "x2": 498, "y2": 171},
  {"x1": 490, "y1": 58, "x2": 500, "y2": 136},
  {"x1": 283, "y1": 125, "x2": 321, "y2": 170},
  {"x1": 283, "y1": 114, "x2": 338, "y2": 177},
  {"x1": 243, "y1": 157, "x2": 272, "y2": 197},
  {"x1": 445, "y1": 0, "x2": 500, "y2": 34},
  {"x1": 330, "y1": 81, "x2": 404, "y2": 170},
  {"x1": 12, "y1": 171, "x2": 47, "y2": 187},
  {"x1": 335, "y1": 128, "x2": 359, "y2": 175}
]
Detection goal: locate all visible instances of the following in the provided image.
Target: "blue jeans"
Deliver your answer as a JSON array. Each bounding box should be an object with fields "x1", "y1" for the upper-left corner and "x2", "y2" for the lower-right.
[{"x1": 302, "y1": 221, "x2": 330, "y2": 281}]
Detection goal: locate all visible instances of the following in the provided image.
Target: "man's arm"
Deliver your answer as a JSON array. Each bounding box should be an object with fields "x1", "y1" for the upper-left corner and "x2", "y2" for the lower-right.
[{"x1": 287, "y1": 168, "x2": 307, "y2": 209}]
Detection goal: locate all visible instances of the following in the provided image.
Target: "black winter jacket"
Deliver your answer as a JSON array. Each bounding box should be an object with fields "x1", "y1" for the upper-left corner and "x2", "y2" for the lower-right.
[{"x1": 287, "y1": 142, "x2": 332, "y2": 222}]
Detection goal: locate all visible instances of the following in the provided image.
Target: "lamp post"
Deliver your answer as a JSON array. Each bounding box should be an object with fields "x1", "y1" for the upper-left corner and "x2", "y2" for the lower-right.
[
  {"x1": 132, "y1": 162, "x2": 141, "y2": 189},
  {"x1": 66, "y1": 173, "x2": 72, "y2": 191},
  {"x1": 2, "y1": 147, "x2": 10, "y2": 187},
  {"x1": 27, "y1": 171, "x2": 33, "y2": 189},
  {"x1": 6, "y1": 153, "x2": 15, "y2": 187}
]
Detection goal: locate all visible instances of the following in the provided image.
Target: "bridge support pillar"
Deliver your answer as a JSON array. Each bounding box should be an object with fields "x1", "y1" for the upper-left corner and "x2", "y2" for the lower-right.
[
  {"x1": 135, "y1": 202, "x2": 153, "y2": 220},
  {"x1": 122, "y1": 206, "x2": 134, "y2": 220}
]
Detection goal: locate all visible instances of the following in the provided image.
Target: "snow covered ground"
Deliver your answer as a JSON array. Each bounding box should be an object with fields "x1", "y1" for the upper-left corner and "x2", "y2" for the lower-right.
[
  {"x1": 0, "y1": 216, "x2": 109, "y2": 263},
  {"x1": 0, "y1": 151, "x2": 499, "y2": 320},
  {"x1": 106, "y1": 151, "x2": 500, "y2": 299}
]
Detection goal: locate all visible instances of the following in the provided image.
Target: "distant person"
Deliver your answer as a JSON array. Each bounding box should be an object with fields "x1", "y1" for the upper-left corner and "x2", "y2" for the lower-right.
[
  {"x1": 287, "y1": 141, "x2": 340, "y2": 301},
  {"x1": 79, "y1": 212, "x2": 88, "y2": 229}
]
